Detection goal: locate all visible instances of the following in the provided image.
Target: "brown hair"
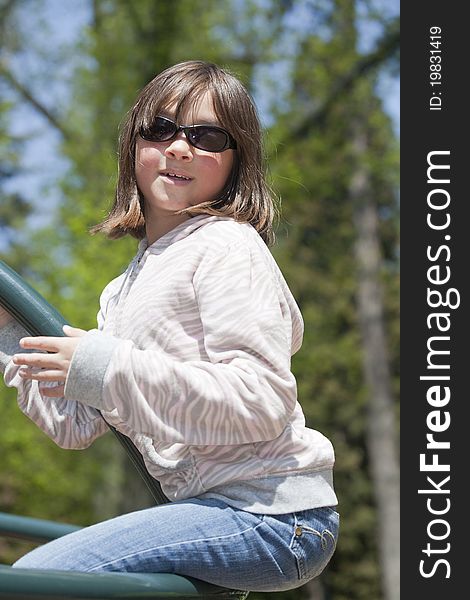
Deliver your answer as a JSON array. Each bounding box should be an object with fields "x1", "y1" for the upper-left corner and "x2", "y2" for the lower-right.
[{"x1": 91, "y1": 60, "x2": 277, "y2": 245}]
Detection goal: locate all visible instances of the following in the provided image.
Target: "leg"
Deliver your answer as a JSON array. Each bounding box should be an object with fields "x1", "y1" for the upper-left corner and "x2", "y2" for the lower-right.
[{"x1": 13, "y1": 499, "x2": 338, "y2": 592}]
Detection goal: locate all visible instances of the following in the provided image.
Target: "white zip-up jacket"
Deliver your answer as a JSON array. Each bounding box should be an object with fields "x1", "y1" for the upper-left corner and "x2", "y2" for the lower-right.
[{"x1": 0, "y1": 216, "x2": 337, "y2": 513}]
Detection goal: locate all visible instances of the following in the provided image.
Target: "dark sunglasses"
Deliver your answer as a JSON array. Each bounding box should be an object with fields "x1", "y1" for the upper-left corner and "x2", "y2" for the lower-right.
[{"x1": 139, "y1": 116, "x2": 237, "y2": 153}]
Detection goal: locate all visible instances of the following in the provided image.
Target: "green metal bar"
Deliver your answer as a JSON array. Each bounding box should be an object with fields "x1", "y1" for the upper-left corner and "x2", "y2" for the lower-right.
[
  {"x1": 0, "y1": 512, "x2": 81, "y2": 544},
  {"x1": 0, "y1": 260, "x2": 67, "y2": 338},
  {"x1": 0, "y1": 566, "x2": 249, "y2": 599}
]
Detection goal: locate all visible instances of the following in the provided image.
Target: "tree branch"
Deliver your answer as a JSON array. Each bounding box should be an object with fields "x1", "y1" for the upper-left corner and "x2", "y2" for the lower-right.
[
  {"x1": 0, "y1": 63, "x2": 70, "y2": 140},
  {"x1": 283, "y1": 17, "x2": 399, "y2": 144},
  {"x1": 0, "y1": 0, "x2": 18, "y2": 26}
]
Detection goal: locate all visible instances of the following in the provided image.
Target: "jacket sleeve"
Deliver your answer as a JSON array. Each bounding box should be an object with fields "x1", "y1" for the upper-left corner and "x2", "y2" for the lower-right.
[
  {"x1": 64, "y1": 242, "x2": 303, "y2": 446},
  {"x1": 0, "y1": 312, "x2": 108, "y2": 450}
]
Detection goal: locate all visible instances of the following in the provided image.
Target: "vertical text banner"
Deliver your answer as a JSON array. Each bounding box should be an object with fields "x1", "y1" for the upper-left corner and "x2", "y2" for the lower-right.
[{"x1": 401, "y1": 3, "x2": 466, "y2": 597}]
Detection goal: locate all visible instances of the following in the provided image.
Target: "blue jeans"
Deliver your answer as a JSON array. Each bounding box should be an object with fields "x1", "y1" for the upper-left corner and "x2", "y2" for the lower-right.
[{"x1": 13, "y1": 498, "x2": 339, "y2": 592}]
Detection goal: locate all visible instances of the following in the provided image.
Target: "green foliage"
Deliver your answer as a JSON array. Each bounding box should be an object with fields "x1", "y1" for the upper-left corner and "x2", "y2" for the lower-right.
[{"x1": 0, "y1": 1, "x2": 399, "y2": 597}]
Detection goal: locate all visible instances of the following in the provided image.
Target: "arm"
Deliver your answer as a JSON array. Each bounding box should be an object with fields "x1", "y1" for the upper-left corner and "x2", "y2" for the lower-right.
[
  {"x1": 62, "y1": 242, "x2": 303, "y2": 446},
  {"x1": 1, "y1": 313, "x2": 108, "y2": 450}
]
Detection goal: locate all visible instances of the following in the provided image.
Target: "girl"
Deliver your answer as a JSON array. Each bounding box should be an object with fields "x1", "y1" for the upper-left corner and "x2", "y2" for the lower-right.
[{"x1": 0, "y1": 60, "x2": 338, "y2": 593}]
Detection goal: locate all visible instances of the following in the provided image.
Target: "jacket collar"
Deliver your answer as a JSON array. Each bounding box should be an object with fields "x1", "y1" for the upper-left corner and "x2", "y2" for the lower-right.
[{"x1": 138, "y1": 215, "x2": 233, "y2": 255}]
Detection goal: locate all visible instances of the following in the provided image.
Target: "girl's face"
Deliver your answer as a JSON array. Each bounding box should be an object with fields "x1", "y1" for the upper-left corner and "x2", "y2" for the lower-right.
[{"x1": 135, "y1": 92, "x2": 234, "y2": 242}]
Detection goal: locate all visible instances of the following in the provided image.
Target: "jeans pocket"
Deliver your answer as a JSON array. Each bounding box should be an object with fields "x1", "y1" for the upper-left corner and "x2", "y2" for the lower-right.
[{"x1": 290, "y1": 507, "x2": 339, "y2": 581}]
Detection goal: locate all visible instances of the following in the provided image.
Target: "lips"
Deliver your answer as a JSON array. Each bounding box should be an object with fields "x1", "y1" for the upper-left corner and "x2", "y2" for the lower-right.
[{"x1": 160, "y1": 170, "x2": 193, "y2": 181}]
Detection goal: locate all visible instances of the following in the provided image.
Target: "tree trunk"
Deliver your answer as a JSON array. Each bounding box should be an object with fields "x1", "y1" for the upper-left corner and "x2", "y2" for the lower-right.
[
  {"x1": 302, "y1": 577, "x2": 327, "y2": 600},
  {"x1": 349, "y1": 128, "x2": 400, "y2": 600}
]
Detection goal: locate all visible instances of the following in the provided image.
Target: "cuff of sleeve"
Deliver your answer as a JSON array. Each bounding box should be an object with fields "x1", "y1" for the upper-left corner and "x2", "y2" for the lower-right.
[
  {"x1": 64, "y1": 329, "x2": 120, "y2": 410},
  {"x1": 0, "y1": 321, "x2": 29, "y2": 373}
]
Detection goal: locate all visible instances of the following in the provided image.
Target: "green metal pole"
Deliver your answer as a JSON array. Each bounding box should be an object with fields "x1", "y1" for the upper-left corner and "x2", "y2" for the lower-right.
[
  {"x1": 0, "y1": 566, "x2": 249, "y2": 599},
  {"x1": 0, "y1": 512, "x2": 81, "y2": 544}
]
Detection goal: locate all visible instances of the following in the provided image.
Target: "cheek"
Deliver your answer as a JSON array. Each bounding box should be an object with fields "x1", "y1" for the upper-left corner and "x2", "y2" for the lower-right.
[
  {"x1": 135, "y1": 146, "x2": 162, "y2": 171},
  {"x1": 135, "y1": 146, "x2": 164, "y2": 192},
  {"x1": 201, "y1": 153, "x2": 234, "y2": 186}
]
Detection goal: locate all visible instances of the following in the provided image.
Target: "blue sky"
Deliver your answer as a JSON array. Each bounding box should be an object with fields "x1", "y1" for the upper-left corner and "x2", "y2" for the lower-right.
[{"x1": 2, "y1": 0, "x2": 92, "y2": 235}]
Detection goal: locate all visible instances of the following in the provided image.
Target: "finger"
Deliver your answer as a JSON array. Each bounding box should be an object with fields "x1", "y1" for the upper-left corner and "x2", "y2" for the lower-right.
[
  {"x1": 19, "y1": 337, "x2": 64, "y2": 352},
  {"x1": 39, "y1": 384, "x2": 65, "y2": 398},
  {"x1": 13, "y1": 353, "x2": 64, "y2": 370},
  {"x1": 63, "y1": 325, "x2": 87, "y2": 337},
  {"x1": 19, "y1": 368, "x2": 66, "y2": 382}
]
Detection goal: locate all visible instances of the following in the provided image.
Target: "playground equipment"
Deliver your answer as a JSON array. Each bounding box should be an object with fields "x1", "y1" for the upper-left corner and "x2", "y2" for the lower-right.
[{"x1": 0, "y1": 260, "x2": 249, "y2": 600}]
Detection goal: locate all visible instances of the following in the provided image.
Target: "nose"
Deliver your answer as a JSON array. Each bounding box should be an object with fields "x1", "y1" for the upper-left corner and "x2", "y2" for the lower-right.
[{"x1": 164, "y1": 133, "x2": 193, "y2": 161}]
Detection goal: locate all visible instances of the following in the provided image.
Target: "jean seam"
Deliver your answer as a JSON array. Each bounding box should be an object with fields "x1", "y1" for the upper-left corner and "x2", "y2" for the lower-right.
[
  {"x1": 87, "y1": 521, "x2": 266, "y2": 572},
  {"x1": 290, "y1": 513, "x2": 338, "y2": 581},
  {"x1": 301, "y1": 526, "x2": 336, "y2": 550},
  {"x1": 291, "y1": 513, "x2": 305, "y2": 580},
  {"x1": 256, "y1": 522, "x2": 286, "y2": 579}
]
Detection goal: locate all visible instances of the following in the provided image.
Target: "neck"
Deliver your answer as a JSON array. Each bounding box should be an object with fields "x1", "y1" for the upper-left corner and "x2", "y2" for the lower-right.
[{"x1": 145, "y1": 213, "x2": 191, "y2": 245}]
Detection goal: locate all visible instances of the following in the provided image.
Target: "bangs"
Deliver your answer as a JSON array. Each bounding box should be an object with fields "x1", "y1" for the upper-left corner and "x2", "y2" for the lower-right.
[
  {"x1": 137, "y1": 85, "x2": 200, "y2": 126},
  {"x1": 134, "y1": 71, "x2": 234, "y2": 136}
]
